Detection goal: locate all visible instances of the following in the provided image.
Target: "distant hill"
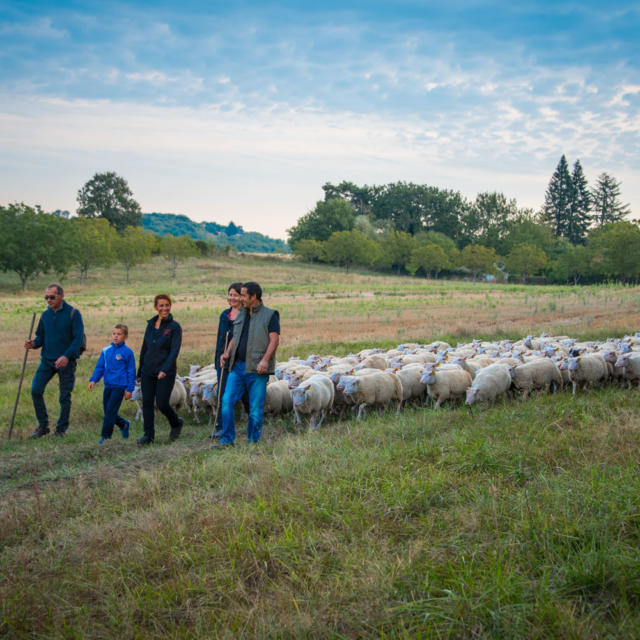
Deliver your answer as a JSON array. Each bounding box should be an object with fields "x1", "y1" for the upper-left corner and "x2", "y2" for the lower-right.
[{"x1": 142, "y1": 213, "x2": 290, "y2": 253}]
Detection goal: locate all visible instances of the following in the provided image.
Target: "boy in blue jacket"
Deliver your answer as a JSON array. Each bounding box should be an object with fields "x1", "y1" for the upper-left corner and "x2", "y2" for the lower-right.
[{"x1": 89, "y1": 324, "x2": 136, "y2": 444}]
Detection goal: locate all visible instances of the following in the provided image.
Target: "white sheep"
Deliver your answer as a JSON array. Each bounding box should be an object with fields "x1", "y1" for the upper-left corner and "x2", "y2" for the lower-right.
[
  {"x1": 340, "y1": 370, "x2": 403, "y2": 419},
  {"x1": 465, "y1": 364, "x2": 512, "y2": 407},
  {"x1": 614, "y1": 353, "x2": 640, "y2": 388},
  {"x1": 567, "y1": 354, "x2": 610, "y2": 395},
  {"x1": 265, "y1": 380, "x2": 294, "y2": 415},
  {"x1": 421, "y1": 363, "x2": 472, "y2": 409},
  {"x1": 291, "y1": 374, "x2": 335, "y2": 428},
  {"x1": 394, "y1": 363, "x2": 427, "y2": 406},
  {"x1": 510, "y1": 358, "x2": 563, "y2": 399}
]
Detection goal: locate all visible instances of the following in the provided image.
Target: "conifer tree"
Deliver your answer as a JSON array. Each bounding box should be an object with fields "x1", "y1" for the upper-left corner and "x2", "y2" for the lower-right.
[
  {"x1": 591, "y1": 172, "x2": 631, "y2": 226},
  {"x1": 543, "y1": 155, "x2": 573, "y2": 239},
  {"x1": 567, "y1": 160, "x2": 592, "y2": 244}
]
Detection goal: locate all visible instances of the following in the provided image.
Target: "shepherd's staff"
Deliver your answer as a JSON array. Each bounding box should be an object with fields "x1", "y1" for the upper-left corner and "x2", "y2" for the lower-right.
[
  {"x1": 8, "y1": 312, "x2": 37, "y2": 440},
  {"x1": 209, "y1": 333, "x2": 229, "y2": 440}
]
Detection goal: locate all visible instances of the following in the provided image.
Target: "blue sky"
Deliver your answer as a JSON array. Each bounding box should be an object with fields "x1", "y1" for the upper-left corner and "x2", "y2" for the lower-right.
[{"x1": 1, "y1": 1, "x2": 638, "y2": 238}]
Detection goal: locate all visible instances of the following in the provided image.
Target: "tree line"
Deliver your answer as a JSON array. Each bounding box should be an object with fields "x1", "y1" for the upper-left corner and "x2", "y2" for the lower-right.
[
  {"x1": 1, "y1": 172, "x2": 227, "y2": 289},
  {"x1": 287, "y1": 157, "x2": 638, "y2": 284}
]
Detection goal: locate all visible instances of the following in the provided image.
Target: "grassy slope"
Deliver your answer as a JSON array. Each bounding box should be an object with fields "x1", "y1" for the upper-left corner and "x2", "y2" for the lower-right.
[{"x1": 1, "y1": 258, "x2": 639, "y2": 638}]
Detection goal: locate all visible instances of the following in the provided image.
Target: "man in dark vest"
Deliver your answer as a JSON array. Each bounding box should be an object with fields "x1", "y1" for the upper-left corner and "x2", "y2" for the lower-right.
[
  {"x1": 216, "y1": 281, "x2": 279, "y2": 448},
  {"x1": 25, "y1": 283, "x2": 85, "y2": 438}
]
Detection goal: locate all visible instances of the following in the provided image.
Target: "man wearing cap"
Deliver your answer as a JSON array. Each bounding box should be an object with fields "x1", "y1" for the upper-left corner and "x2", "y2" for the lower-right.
[
  {"x1": 25, "y1": 283, "x2": 85, "y2": 438},
  {"x1": 216, "y1": 281, "x2": 279, "y2": 448}
]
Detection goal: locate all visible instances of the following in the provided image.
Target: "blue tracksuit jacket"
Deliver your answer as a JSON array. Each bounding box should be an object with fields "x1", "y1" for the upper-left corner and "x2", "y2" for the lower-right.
[{"x1": 90, "y1": 342, "x2": 136, "y2": 392}]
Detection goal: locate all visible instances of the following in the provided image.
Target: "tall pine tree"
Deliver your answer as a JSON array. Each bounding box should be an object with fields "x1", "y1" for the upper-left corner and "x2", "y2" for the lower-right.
[
  {"x1": 568, "y1": 160, "x2": 592, "y2": 244},
  {"x1": 543, "y1": 155, "x2": 573, "y2": 239},
  {"x1": 591, "y1": 172, "x2": 631, "y2": 226}
]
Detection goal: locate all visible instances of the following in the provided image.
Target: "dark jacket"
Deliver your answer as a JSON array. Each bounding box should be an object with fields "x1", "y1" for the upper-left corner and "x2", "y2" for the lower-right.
[
  {"x1": 215, "y1": 308, "x2": 234, "y2": 372},
  {"x1": 32, "y1": 300, "x2": 84, "y2": 361},
  {"x1": 138, "y1": 314, "x2": 182, "y2": 377}
]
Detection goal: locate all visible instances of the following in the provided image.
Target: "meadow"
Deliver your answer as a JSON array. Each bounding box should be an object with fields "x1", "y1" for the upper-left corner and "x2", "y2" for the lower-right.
[{"x1": 1, "y1": 256, "x2": 639, "y2": 638}]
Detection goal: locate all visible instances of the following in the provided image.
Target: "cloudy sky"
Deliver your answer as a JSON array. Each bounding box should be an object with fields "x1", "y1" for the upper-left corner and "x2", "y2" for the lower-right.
[{"x1": 1, "y1": 1, "x2": 638, "y2": 239}]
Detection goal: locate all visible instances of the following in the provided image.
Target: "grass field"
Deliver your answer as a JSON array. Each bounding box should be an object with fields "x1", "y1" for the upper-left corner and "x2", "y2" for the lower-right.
[{"x1": 1, "y1": 257, "x2": 639, "y2": 638}]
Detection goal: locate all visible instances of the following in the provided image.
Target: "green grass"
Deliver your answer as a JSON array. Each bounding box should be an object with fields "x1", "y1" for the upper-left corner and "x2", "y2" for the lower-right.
[
  {"x1": 1, "y1": 385, "x2": 640, "y2": 638},
  {"x1": 1, "y1": 256, "x2": 640, "y2": 638}
]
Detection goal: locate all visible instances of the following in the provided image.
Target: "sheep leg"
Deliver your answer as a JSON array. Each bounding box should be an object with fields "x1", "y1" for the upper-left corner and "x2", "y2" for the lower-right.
[
  {"x1": 315, "y1": 410, "x2": 327, "y2": 429},
  {"x1": 357, "y1": 403, "x2": 367, "y2": 420}
]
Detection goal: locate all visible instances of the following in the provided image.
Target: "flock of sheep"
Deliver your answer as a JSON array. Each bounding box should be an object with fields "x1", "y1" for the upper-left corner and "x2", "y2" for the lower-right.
[{"x1": 147, "y1": 332, "x2": 640, "y2": 432}]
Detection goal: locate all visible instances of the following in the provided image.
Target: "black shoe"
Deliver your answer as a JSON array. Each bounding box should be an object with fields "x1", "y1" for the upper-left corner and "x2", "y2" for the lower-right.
[
  {"x1": 211, "y1": 441, "x2": 234, "y2": 450},
  {"x1": 137, "y1": 435, "x2": 154, "y2": 446},
  {"x1": 169, "y1": 417, "x2": 184, "y2": 442},
  {"x1": 30, "y1": 426, "x2": 50, "y2": 439},
  {"x1": 53, "y1": 430, "x2": 65, "y2": 438}
]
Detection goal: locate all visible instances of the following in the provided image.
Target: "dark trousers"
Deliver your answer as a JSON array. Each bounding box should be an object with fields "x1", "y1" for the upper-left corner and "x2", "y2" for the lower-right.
[
  {"x1": 215, "y1": 366, "x2": 251, "y2": 428},
  {"x1": 141, "y1": 372, "x2": 180, "y2": 440},
  {"x1": 31, "y1": 358, "x2": 77, "y2": 433},
  {"x1": 101, "y1": 387, "x2": 128, "y2": 439}
]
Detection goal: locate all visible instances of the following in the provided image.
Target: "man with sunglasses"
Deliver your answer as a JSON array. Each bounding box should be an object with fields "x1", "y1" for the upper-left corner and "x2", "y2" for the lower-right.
[{"x1": 25, "y1": 284, "x2": 85, "y2": 438}]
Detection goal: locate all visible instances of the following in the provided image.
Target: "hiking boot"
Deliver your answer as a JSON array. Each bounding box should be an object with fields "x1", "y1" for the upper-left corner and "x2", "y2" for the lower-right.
[
  {"x1": 30, "y1": 426, "x2": 50, "y2": 439},
  {"x1": 169, "y1": 417, "x2": 184, "y2": 442},
  {"x1": 137, "y1": 435, "x2": 154, "y2": 446},
  {"x1": 120, "y1": 419, "x2": 130, "y2": 440},
  {"x1": 52, "y1": 430, "x2": 65, "y2": 438}
]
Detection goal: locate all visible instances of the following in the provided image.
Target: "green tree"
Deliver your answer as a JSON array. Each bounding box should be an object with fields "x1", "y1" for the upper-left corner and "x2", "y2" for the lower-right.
[
  {"x1": 71, "y1": 217, "x2": 117, "y2": 282},
  {"x1": 498, "y1": 213, "x2": 555, "y2": 256},
  {"x1": 323, "y1": 230, "x2": 379, "y2": 272},
  {"x1": 160, "y1": 234, "x2": 199, "y2": 278},
  {"x1": 567, "y1": 160, "x2": 592, "y2": 244},
  {"x1": 551, "y1": 244, "x2": 592, "y2": 285},
  {"x1": 77, "y1": 171, "x2": 142, "y2": 232},
  {"x1": 293, "y1": 239, "x2": 325, "y2": 263},
  {"x1": 461, "y1": 192, "x2": 519, "y2": 248},
  {"x1": 458, "y1": 244, "x2": 496, "y2": 282},
  {"x1": 0, "y1": 204, "x2": 74, "y2": 289},
  {"x1": 505, "y1": 243, "x2": 549, "y2": 283},
  {"x1": 377, "y1": 230, "x2": 416, "y2": 273},
  {"x1": 588, "y1": 222, "x2": 640, "y2": 284},
  {"x1": 322, "y1": 181, "x2": 376, "y2": 216},
  {"x1": 288, "y1": 199, "x2": 356, "y2": 246},
  {"x1": 543, "y1": 155, "x2": 573, "y2": 239},
  {"x1": 114, "y1": 226, "x2": 157, "y2": 282},
  {"x1": 407, "y1": 244, "x2": 451, "y2": 278},
  {"x1": 591, "y1": 173, "x2": 631, "y2": 226}
]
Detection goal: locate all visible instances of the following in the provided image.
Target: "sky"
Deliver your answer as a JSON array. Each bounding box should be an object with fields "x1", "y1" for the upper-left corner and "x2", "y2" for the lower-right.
[{"x1": 1, "y1": 1, "x2": 638, "y2": 240}]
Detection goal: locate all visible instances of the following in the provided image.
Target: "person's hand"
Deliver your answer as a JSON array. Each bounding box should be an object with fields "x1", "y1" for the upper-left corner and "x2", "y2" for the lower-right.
[
  {"x1": 158, "y1": 371, "x2": 166, "y2": 379},
  {"x1": 256, "y1": 358, "x2": 268, "y2": 375},
  {"x1": 24, "y1": 339, "x2": 34, "y2": 350},
  {"x1": 55, "y1": 355, "x2": 69, "y2": 369},
  {"x1": 88, "y1": 381, "x2": 95, "y2": 391},
  {"x1": 220, "y1": 353, "x2": 228, "y2": 368},
  {"x1": 124, "y1": 391, "x2": 132, "y2": 400}
]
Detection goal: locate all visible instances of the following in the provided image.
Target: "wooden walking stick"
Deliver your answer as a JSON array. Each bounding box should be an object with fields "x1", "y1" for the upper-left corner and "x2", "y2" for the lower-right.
[
  {"x1": 8, "y1": 312, "x2": 37, "y2": 439},
  {"x1": 209, "y1": 333, "x2": 229, "y2": 440}
]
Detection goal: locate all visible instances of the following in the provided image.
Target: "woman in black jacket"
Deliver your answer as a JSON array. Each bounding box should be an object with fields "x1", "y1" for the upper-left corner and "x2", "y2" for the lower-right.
[
  {"x1": 212, "y1": 283, "x2": 248, "y2": 437},
  {"x1": 138, "y1": 293, "x2": 182, "y2": 444}
]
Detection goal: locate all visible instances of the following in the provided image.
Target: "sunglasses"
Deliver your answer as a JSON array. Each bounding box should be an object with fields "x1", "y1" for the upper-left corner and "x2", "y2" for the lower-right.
[{"x1": 44, "y1": 295, "x2": 58, "y2": 300}]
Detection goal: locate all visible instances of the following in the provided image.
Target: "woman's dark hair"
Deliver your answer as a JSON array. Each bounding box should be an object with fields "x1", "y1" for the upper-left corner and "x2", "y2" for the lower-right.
[
  {"x1": 243, "y1": 281, "x2": 262, "y2": 300},
  {"x1": 154, "y1": 293, "x2": 172, "y2": 307},
  {"x1": 228, "y1": 282, "x2": 243, "y2": 295}
]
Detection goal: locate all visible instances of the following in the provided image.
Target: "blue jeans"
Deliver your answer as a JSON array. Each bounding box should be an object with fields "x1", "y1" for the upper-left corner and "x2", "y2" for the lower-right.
[
  {"x1": 101, "y1": 387, "x2": 128, "y2": 439},
  {"x1": 31, "y1": 358, "x2": 77, "y2": 433},
  {"x1": 220, "y1": 361, "x2": 268, "y2": 444}
]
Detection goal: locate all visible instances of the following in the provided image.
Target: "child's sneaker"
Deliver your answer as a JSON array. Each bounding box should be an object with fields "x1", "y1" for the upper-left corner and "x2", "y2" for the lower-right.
[
  {"x1": 120, "y1": 419, "x2": 130, "y2": 439},
  {"x1": 98, "y1": 438, "x2": 108, "y2": 445}
]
